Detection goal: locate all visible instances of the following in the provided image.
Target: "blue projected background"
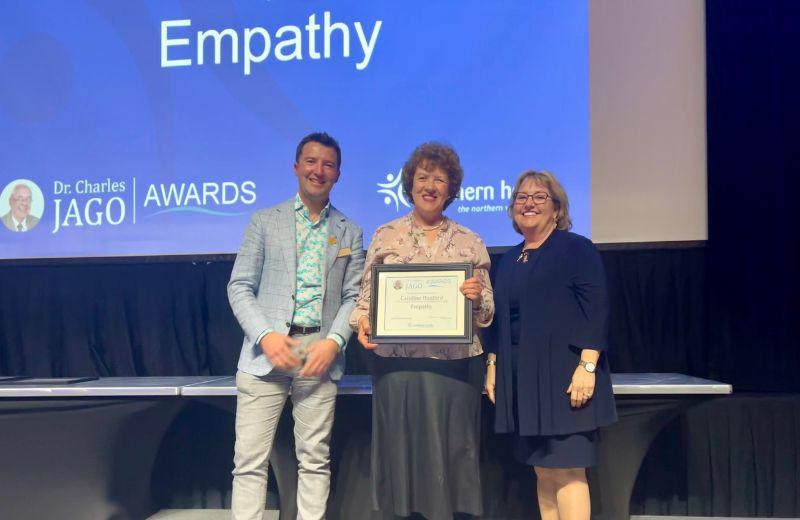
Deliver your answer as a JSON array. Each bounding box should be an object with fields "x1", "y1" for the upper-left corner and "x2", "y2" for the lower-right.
[{"x1": 0, "y1": 0, "x2": 588, "y2": 259}]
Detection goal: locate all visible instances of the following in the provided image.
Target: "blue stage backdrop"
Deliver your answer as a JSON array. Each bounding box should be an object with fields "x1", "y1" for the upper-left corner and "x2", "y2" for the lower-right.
[{"x1": 0, "y1": 0, "x2": 588, "y2": 259}]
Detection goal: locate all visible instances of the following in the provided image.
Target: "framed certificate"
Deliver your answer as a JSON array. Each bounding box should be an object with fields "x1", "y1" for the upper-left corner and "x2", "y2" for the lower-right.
[{"x1": 369, "y1": 263, "x2": 474, "y2": 344}]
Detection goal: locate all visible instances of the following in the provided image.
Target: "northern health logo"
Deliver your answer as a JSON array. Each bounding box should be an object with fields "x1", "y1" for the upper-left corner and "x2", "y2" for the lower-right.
[{"x1": 377, "y1": 169, "x2": 410, "y2": 211}]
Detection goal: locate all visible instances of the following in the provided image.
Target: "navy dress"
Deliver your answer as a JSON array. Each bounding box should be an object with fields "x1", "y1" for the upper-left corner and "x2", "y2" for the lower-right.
[{"x1": 487, "y1": 230, "x2": 617, "y2": 467}]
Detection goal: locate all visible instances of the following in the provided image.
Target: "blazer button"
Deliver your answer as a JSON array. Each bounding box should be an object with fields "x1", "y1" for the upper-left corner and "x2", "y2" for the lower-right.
[
  {"x1": 285, "y1": 321, "x2": 291, "y2": 328},
  {"x1": 291, "y1": 294, "x2": 295, "y2": 300}
]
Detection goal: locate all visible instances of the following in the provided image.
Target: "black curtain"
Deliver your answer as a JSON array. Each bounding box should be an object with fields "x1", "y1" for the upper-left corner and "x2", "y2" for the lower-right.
[
  {"x1": 632, "y1": 394, "x2": 800, "y2": 517},
  {"x1": 0, "y1": 262, "x2": 239, "y2": 377},
  {"x1": 0, "y1": 248, "x2": 708, "y2": 381},
  {"x1": 705, "y1": 0, "x2": 800, "y2": 392}
]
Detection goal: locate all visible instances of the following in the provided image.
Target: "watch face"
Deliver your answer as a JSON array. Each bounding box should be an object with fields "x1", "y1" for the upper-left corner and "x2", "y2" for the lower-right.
[{"x1": 584, "y1": 361, "x2": 596, "y2": 372}]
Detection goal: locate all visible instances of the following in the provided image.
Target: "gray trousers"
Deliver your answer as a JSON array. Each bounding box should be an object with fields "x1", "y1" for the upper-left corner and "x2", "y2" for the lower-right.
[{"x1": 232, "y1": 333, "x2": 338, "y2": 520}]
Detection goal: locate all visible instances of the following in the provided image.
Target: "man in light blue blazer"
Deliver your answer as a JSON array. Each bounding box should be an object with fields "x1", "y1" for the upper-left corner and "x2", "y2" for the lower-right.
[{"x1": 228, "y1": 132, "x2": 364, "y2": 520}]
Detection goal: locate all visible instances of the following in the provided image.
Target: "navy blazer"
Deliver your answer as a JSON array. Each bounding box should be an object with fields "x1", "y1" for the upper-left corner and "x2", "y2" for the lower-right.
[{"x1": 488, "y1": 230, "x2": 617, "y2": 435}]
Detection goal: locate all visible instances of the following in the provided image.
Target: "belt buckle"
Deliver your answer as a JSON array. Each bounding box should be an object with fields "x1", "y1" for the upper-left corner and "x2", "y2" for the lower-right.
[{"x1": 290, "y1": 324, "x2": 319, "y2": 335}]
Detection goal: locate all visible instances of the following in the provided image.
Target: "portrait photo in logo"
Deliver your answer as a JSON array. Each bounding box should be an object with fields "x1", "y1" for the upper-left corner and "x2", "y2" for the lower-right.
[
  {"x1": 393, "y1": 279, "x2": 403, "y2": 290},
  {"x1": 0, "y1": 179, "x2": 45, "y2": 233}
]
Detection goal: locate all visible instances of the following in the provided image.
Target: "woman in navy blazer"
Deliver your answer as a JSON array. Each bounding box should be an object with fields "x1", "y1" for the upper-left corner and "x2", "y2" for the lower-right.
[{"x1": 485, "y1": 170, "x2": 616, "y2": 520}]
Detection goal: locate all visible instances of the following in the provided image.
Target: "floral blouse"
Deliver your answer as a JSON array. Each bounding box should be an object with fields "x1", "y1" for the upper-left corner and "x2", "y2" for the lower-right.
[{"x1": 349, "y1": 213, "x2": 494, "y2": 359}]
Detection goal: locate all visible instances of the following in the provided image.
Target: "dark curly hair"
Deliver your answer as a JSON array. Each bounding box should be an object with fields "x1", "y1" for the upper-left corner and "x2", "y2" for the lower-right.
[
  {"x1": 295, "y1": 131, "x2": 342, "y2": 168},
  {"x1": 400, "y1": 142, "x2": 463, "y2": 210}
]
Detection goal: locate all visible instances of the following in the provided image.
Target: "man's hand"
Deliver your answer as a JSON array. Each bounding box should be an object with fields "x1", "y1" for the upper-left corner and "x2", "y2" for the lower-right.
[
  {"x1": 299, "y1": 339, "x2": 340, "y2": 377},
  {"x1": 357, "y1": 316, "x2": 378, "y2": 350},
  {"x1": 259, "y1": 332, "x2": 301, "y2": 372}
]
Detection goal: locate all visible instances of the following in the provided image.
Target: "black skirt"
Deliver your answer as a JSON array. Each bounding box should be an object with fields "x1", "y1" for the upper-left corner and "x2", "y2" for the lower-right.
[{"x1": 371, "y1": 354, "x2": 484, "y2": 520}]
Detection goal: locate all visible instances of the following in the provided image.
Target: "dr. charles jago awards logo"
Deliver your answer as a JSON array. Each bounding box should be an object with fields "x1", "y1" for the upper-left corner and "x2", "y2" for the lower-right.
[{"x1": 46, "y1": 177, "x2": 257, "y2": 234}]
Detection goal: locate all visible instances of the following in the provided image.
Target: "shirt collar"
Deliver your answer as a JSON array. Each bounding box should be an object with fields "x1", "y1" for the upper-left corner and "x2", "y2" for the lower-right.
[
  {"x1": 294, "y1": 193, "x2": 330, "y2": 223},
  {"x1": 11, "y1": 215, "x2": 26, "y2": 229}
]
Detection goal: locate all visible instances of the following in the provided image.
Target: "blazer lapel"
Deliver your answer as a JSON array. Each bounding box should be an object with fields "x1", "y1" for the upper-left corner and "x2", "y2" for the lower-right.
[
  {"x1": 277, "y1": 201, "x2": 297, "y2": 275},
  {"x1": 325, "y1": 209, "x2": 345, "y2": 273}
]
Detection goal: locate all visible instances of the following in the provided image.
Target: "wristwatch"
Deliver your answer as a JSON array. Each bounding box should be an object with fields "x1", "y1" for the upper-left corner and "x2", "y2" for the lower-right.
[{"x1": 579, "y1": 359, "x2": 596, "y2": 373}]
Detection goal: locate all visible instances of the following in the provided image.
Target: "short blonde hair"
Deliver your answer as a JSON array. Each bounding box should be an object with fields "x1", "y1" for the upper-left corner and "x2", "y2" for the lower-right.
[{"x1": 507, "y1": 170, "x2": 572, "y2": 234}]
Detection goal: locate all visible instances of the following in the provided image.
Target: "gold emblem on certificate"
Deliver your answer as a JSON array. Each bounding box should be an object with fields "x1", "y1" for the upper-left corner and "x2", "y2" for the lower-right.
[{"x1": 369, "y1": 263, "x2": 473, "y2": 344}]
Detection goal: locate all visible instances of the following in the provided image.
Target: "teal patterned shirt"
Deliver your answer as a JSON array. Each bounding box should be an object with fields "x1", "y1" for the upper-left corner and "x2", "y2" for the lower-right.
[{"x1": 293, "y1": 194, "x2": 329, "y2": 328}]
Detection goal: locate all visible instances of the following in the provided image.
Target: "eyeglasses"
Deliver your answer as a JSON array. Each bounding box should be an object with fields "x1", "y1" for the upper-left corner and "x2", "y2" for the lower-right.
[{"x1": 513, "y1": 191, "x2": 551, "y2": 205}]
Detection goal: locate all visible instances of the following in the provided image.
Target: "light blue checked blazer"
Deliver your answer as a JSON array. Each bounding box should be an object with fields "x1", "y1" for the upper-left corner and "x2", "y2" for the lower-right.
[{"x1": 228, "y1": 198, "x2": 364, "y2": 380}]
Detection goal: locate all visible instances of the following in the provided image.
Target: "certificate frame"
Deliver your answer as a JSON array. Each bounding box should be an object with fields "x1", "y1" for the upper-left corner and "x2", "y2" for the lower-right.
[{"x1": 369, "y1": 262, "x2": 474, "y2": 344}]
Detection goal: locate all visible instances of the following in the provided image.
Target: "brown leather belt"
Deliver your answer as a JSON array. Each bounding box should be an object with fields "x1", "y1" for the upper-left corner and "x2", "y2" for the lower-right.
[{"x1": 289, "y1": 324, "x2": 321, "y2": 335}]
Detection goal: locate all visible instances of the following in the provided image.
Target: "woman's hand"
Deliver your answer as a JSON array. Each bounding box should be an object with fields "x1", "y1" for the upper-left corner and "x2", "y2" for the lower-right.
[
  {"x1": 485, "y1": 363, "x2": 496, "y2": 404},
  {"x1": 357, "y1": 316, "x2": 378, "y2": 350},
  {"x1": 460, "y1": 276, "x2": 483, "y2": 308},
  {"x1": 566, "y1": 365, "x2": 596, "y2": 409}
]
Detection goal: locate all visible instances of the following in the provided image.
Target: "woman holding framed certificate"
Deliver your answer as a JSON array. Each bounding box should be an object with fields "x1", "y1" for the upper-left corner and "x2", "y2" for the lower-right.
[
  {"x1": 350, "y1": 142, "x2": 494, "y2": 520},
  {"x1": 485, "y1": 170, "x2": 617, "y2": 520}
]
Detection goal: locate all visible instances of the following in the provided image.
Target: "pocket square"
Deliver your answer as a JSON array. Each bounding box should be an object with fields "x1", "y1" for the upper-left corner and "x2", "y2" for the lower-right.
[{"x1": 337, "y1": 247, "x2": 352, "y2": 258}]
